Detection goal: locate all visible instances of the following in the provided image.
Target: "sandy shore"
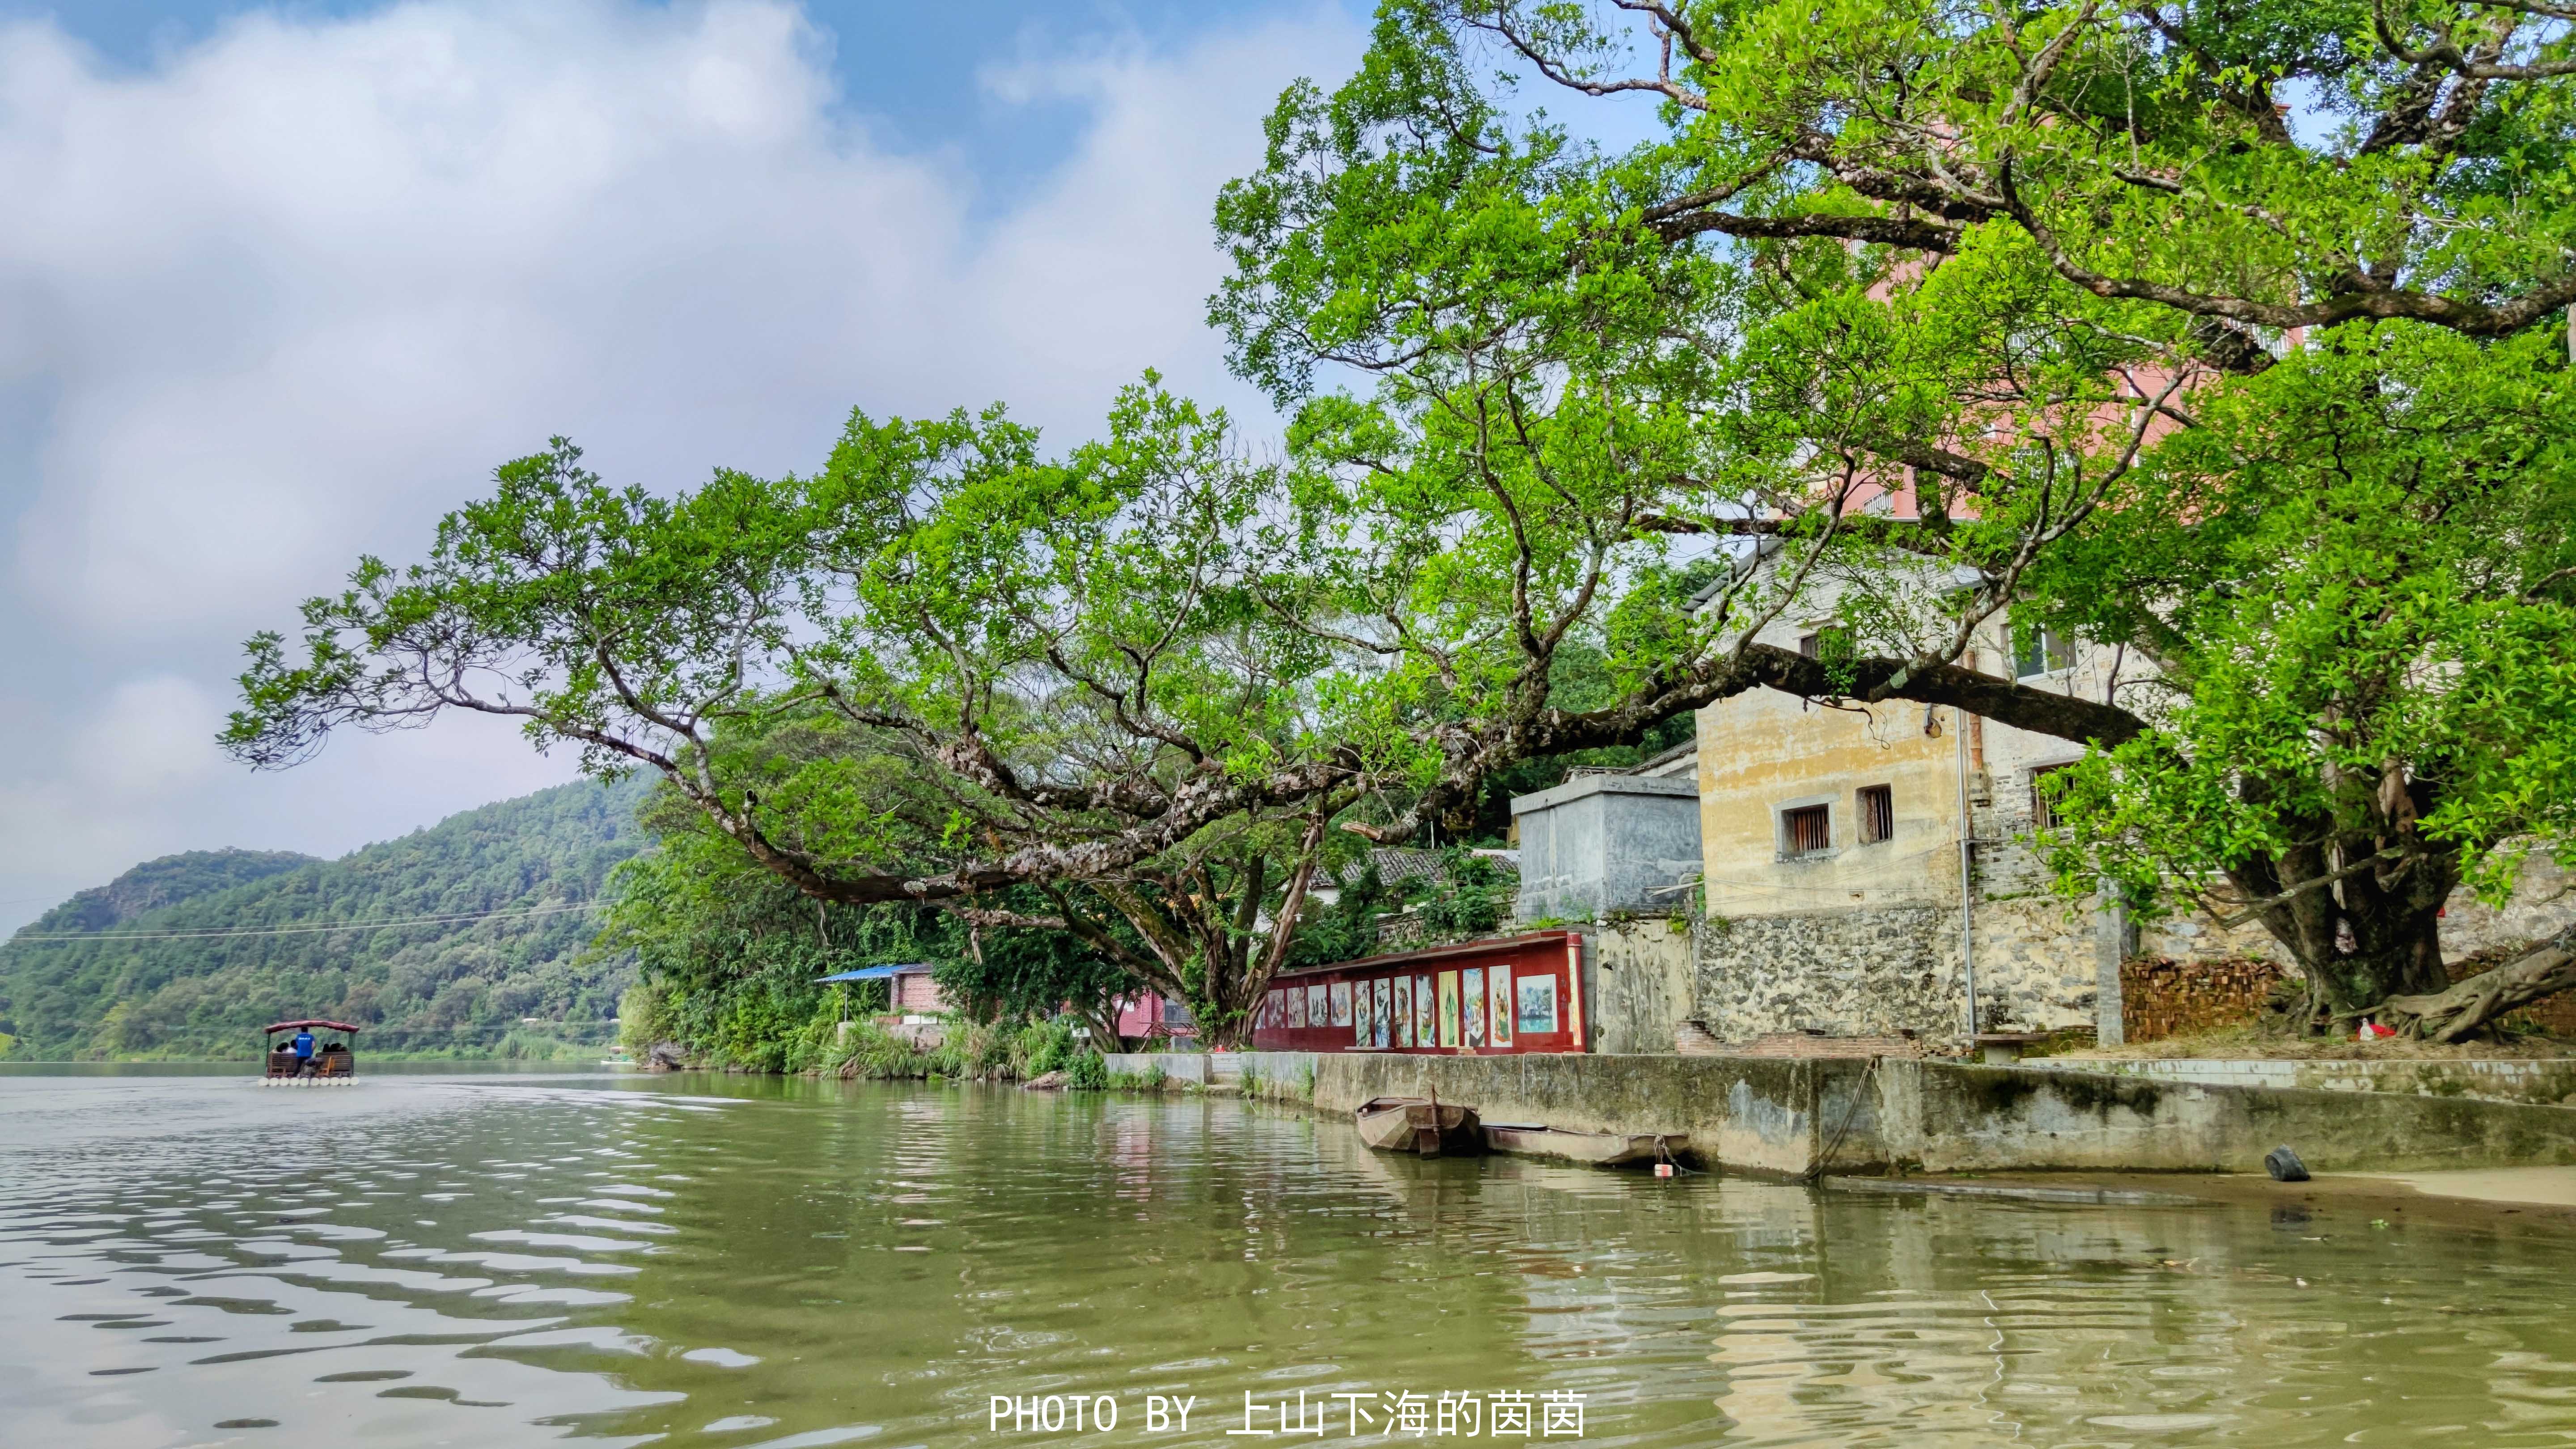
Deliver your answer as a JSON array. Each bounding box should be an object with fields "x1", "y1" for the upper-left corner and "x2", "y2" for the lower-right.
[{"x1": 1894, "y1": 1167, "x2": 2576, "y2": 1233}]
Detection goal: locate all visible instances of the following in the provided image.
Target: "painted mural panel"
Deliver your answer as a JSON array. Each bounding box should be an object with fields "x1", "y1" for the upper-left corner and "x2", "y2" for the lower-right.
[
  {"x1": 1489, "y1": 966, "x2": 1513, "y2": 1048},
  {"x1": 1462, "y1": 968, "x2": 1487, "y2": 1049},
  {"x1": 1288, "y1": 987, "x2": 1307, "y2": 1028},
  {"x1": 1414, "y1": 975, "x2": 1434, "y2": 1044},
  {"x1": 1373, "y1": 979, "x2": 1391, "y2": 1047},
  {"x1": 1330, "y1": 981, "x2": 1352, "y2": 1027},
  {"x1": 1393, "y1": 976, "x2": 1413, "y2": 1047},
  {"x1": 1437, "y1": 972, "x2": 1459, "y2": 1047},
  {"x1": 1517, "y1": 973, "x2": 1559, "y2": 1034},
  {"x1": 1307, "y1": 984, "x2": 1326, "y2": 1027},
  {"x1": 1352, "y1": 979, "x2": 1373, "y2": 1046}
]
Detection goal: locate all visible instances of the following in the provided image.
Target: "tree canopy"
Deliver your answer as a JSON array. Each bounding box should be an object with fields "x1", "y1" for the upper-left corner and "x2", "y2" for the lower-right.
[
  {"x1": 1199, "y1": 0, "x2": 2576, "y2": 1037},
  {"x1": 229, "y1": 0, "x2": 2576, "y2": 1041}
]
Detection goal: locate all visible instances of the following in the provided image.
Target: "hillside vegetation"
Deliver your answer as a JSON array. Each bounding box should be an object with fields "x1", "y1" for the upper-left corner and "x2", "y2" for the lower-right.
[{"x1": 0, "y1": 778, "x2": 649, "y2": 1059}]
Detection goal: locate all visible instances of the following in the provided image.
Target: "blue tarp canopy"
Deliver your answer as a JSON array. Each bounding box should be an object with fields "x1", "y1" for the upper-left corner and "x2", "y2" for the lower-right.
[{"x1": 813, "y1": 963, "x2": 928, "y2": 983}]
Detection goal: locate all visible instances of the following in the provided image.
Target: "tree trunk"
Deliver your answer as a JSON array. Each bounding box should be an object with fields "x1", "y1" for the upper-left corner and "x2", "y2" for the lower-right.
[{"x1": 2236, "y1": 839, "x2": 2456, "y2": 1033}]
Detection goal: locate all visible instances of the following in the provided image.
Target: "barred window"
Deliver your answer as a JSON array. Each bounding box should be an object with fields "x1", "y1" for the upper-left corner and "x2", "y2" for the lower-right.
[
  {"x1": 2030, "y1": 765, "x2": 2074, "y2": 830},
  {"x1": 1857, "y1": 785, "x2": 1894, "y2": 845},
  {"x1": 1782, "y1": 804, "x2": 1832, "y2": 856}
]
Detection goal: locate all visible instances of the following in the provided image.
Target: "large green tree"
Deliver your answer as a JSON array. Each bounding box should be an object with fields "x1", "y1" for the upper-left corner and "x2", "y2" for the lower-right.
[
  {"x1": 1209, "y1": 0, "x2": 2576, "y2": 1037},
  {"x1": 230, "y1": 0, "x2": 2576, "y2": 1043}
]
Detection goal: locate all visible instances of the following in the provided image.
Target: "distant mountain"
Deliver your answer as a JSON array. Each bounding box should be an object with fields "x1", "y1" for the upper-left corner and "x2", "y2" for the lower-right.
[
  {"x1": 25, "y1": 849, "x2": 321, "y2": 934},
  {"x1": 0, "y1": 777, "x2": 654, "y2": 1059}
]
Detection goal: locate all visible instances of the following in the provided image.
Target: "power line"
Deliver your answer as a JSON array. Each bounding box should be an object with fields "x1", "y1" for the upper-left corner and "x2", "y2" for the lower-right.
[{"x1": 4, "y1": 900, "x2": 608, "y2": 945}]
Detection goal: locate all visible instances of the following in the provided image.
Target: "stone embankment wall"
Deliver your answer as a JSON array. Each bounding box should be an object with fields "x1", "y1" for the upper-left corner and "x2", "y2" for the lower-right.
[
  {"x1": 2025, "y1": 1055, "x2": 2576, "y2": 1109},
  {"x1": 1100, "y1": 1048, "x2": 2576, "y2": 1173},
  {"x1": 1852, "y1": 1060, "x2": 2576, "y2": 1174},
  {"x1": 1288, "y1": 1051, "x2": 2576, "y2": 1176},
  {"x1": 1695, "y1": 825, "x2": 2576, "y2": 1048},
  {"x1": 1691, "y1": 896, "x2": 2101, "y2": 1045}
]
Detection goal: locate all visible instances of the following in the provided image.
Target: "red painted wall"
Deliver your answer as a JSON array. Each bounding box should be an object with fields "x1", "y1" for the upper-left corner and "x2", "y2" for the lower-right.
[{"x1": 1247, "y1": 932, "x2": 1587, "y2": 1055}]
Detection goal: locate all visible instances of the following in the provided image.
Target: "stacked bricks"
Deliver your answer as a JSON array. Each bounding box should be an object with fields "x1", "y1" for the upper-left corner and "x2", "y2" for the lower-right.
[
  {"x1": 2120, "y1": 957, "x2": 2285, "y2": 1043},
  {"x1": 2123, "y1": 953, "x2": 2576, "y2": 1041}
]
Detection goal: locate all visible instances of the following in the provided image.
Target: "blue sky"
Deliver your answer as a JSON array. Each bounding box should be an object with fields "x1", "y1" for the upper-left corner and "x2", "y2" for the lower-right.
[
  {"x1": 0, "y1": 0, "x2": 1672, "y2": 928},
  {"x1": 4, "y1": 1, "x2": 1349, "y2": 214}
]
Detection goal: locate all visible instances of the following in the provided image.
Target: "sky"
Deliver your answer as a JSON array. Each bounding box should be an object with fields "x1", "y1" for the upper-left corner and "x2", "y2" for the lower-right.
[{"x1": 0, "y1": 0, "x2": 1390, "y2": 929}]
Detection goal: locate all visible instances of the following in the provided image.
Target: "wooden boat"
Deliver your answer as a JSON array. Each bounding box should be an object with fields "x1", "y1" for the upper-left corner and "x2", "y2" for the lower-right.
[
  {"x1": 1354, "y1": 1095, "x2": 1482, "y2": 1157},
  {"x1": 1482, "y1": 1123, "x2": 1686, "y2": 1168},
  {"x1": 260, "y1": 1019, "x2": 361, "y2": 1086}
]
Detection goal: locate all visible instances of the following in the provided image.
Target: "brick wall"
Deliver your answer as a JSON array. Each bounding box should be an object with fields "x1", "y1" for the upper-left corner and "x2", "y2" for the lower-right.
[
  {"x1": 2119, "y1": 957, "x2": 2285, "y2": 1042},
  {"x1": 2120, "y1": 953, "x2": 2576, "y2": 1041}
]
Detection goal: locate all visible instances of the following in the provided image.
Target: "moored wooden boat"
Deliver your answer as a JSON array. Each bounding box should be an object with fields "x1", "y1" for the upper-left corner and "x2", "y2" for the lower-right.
[
  {"x1": 1355, "y1": 1095, "x2": 1483, "y2": 1157},
  {"x1": 1481, "y1": 1123, "x2": 1685, "y2": 1168}
]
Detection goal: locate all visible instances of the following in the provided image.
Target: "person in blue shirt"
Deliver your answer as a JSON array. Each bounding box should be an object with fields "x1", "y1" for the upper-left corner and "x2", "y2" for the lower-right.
[{"x1": 292, "y1": 1028, "x2": 316, "y2": 1073}]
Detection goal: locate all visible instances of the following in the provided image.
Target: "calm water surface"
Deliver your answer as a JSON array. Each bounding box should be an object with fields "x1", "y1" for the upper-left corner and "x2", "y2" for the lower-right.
[{"x1": 4, "y1": 1066, "x2": 2574, "y2": 1448}]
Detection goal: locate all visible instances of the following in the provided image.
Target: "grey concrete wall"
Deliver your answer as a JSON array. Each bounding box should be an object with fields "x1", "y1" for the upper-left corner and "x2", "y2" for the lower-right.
[
  {"x1": 1104, "y1": 1049, "x2": 2576, "y2": 1176},
  {"x1": 1849, "y1": 1059, "x2": 2576, "y2": 1175},
  {"x1": 2025, "y1": 1055, "x2": 2576, "y2": 1108},
  {"x1": 1585, "y1": 919, "x2": 1697, "y2": 1054},
  {"x1": 1512, "y1": 775, "x2": 1701, "y2": 921},
  {"x1": 1313, "y1": 1051, "x2": 1827, "y2": 1177}
]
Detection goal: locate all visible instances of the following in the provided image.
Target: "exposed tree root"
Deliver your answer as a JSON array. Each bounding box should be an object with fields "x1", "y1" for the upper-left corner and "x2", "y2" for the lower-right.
[{"x1": 2368, "y1": 928, "x2": 2576, "y2": 1043}]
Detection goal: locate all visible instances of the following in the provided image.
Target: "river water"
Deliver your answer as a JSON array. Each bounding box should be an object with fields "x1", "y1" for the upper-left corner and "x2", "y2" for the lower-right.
[{"x1": 4, "y1": 1067, "x2": 2575, "y2": 1448}]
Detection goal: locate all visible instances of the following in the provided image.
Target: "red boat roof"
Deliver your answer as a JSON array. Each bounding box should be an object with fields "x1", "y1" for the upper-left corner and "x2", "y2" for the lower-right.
[{"x1": 262, "y1": 1020, "x2": 361, "y2": 1034}]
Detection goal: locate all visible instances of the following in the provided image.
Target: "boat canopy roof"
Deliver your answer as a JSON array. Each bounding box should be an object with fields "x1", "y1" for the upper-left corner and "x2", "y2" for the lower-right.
[
  {"x1": 262, "y1": 1019, "x2": 361, "y2": 1034},
  {"x1": 813, "y1": 962, "x2": 933, "y2": 983}
]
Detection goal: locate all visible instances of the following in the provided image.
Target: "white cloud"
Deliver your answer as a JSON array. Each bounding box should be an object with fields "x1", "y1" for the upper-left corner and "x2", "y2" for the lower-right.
[
  {"x1": 0, "y1": 0, "x2": 1360, "y2": 927},
  {"x1": 70, "y1": 674, "x2": 225, "y2": 797}
]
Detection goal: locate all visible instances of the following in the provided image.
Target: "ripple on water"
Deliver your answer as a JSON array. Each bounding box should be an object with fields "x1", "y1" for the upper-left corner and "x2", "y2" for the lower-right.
[{"x1": 6, "y1": 1072, "x2": 2576, "y2": 1449}]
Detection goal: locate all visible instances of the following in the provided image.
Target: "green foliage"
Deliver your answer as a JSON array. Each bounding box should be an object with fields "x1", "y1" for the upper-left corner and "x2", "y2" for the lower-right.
[
  {"x1": 1416, "y1": 849, "x2": 1506, "y2": 938},
  {"x1": 0, "y1": 780, "x2": 648, "y2": 1060},
  {"x1": 1211, "y1": 0, "x2": 2576, "y2": 1033},
  {"x1": 1065, "y1": 1050, "x2": 1109, "y2": 1091},
  {"x1": 1288, "y1": 863, "x2": 1387, "y2": 967},
  {"x1": 28, "y1": 849, "x2": 317, "y2": 933}
]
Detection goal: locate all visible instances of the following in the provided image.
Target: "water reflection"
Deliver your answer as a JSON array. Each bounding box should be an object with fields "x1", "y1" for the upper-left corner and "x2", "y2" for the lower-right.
[{"x1": 2, "y1": 1070, "x2": 2573, "y2": 1446}]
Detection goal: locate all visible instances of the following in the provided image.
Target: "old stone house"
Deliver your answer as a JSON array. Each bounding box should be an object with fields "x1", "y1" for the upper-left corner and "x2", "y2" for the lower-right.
[
  {"x1": 1677, "y1": 593, "x2": 2576, "y2": 1051},
  {"x1": 1685, "y1": 597, "x2": 2125, "y2": 1046}
]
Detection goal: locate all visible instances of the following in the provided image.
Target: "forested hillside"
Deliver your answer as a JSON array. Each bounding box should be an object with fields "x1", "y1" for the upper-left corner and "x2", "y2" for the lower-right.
[{"x1": 0, "y1": 778, "x2": 650, "y2": 1059}]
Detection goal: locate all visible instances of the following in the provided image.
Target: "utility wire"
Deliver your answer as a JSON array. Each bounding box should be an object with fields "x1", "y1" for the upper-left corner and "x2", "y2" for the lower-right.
[{"x1": 4, "y1": 900, "x2": 607, "y2": 944}]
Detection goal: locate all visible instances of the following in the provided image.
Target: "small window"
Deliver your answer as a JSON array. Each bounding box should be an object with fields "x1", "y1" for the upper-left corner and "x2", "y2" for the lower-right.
[
  {"x1": 1782, "y1": 804, "x2": 1832, "y2": 856},
  {"x1": 1857, "y1": 785, "x2": 1893, "y2": 845},
  {"x1": 2029, "y1": 764, "x2": 2073, "y2": 830},
  {"x1": 1798, "y1": 626, "x2": 1851, "y2": 661},
  {"x1": 2013, "y1": 623, "x2": 2074, "y2": 678},
  {"x1": 1798, "y1": 631, "x2": 1822, "y2": 659}
]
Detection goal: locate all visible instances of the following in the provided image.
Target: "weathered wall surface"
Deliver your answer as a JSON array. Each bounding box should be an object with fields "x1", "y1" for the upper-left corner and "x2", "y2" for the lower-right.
[
  {"x1": 2118, "y1": 958, "x2": 2287, "y2": 1041},
  {"x1": 1850, "y1": 1060, "x2": 2576, "y2": 1175},
  {"x1": 2026, "y1": 1055, "x2": 2576, "y2": 1109},
  {"x1": 1120, "y1": 1048, "x2": 2576, "y2": 1175},
  {"x1": 1513, "y1": 775, "x2": 1703, "y2": 921},
  {"x1": 1305, "y1": 1052, "x2": 2576, "y2": 1176},
  {"x1": 1692, "y1": 904, "x2": 1958, "y2": 1042},
  {"x1": 1584, "y1": 919, "x2": 1697, "y2": 1055},
  {"x1": 1311, "y1": 1051, "x2": 1828, "y2": 1177}
]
